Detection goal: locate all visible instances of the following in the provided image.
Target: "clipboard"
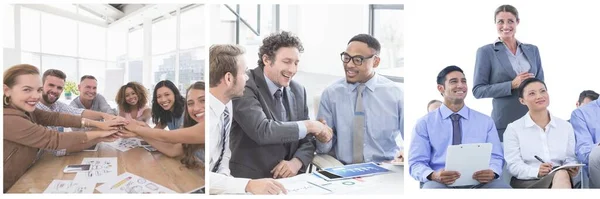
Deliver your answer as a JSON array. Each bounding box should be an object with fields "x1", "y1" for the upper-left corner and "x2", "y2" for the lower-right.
[{"x1": 445, "y1": 143, "x2": 492, "y2": 187}]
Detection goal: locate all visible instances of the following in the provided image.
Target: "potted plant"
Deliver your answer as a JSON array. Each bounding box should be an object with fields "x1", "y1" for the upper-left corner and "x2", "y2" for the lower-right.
[{"x1": 64, "y1": 81, "x2": 79, "y2": 100}]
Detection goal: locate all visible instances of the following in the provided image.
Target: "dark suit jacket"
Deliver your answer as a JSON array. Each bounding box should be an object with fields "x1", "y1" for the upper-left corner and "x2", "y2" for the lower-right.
[
  {"x1": 472, "y1": 41, "x2": 544, "y2": 141},
  {"x1": 229, "y1": 67, "x2": 316, "y2": 179}
]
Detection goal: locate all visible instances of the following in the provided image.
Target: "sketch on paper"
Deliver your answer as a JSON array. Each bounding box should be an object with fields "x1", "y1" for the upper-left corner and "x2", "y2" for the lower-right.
[
  {"x1": 43, "y1": 180, "x2": 96, "y2": 194},
  {"x1": 73, "y1": 157, "x2": 118, "y2": 183},
  {"x1": 96, "y1": 172, "x2": 176, "y2": 193},
  {"x1": 105, "y1": 138, "x2": 142, "y2": 152}
]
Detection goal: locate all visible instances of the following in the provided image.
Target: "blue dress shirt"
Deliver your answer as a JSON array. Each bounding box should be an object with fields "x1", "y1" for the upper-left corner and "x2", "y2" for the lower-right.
[
  {"x1": 409, "y1": 104, "x2": 504, "y2": 182},
  {"x1": 316, "y1": 74, "x2": 404, "y2": 164},
  {"x1": 570, "y1": 99, "x2": 600, "y2": 165}
]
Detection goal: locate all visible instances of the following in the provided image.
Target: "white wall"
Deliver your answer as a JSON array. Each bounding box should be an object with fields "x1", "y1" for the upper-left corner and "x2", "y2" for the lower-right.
[
  {"x1": 3, "y1": 48, "x2": 20, "y2": 69},
  {"x1": 405, "y1": 0, "x2": 600, "y2": 188}
]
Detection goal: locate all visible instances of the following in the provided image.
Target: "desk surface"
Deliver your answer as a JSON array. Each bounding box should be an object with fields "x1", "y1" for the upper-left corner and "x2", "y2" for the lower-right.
[{"x1": 7, "y1": 143, "x2": 204, "y2": 193}]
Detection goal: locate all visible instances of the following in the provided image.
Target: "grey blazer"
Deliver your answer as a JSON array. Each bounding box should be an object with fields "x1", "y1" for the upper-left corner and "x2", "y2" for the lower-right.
[
  {"x1": 472, "y1": 41, "x2": 544, "y2": 141},
  {"x1": 229, "y1": 67, "x2": 316, "y2": 179}
]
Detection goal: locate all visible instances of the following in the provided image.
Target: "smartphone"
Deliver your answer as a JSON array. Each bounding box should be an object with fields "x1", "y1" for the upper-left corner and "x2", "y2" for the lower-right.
[
  {"x1": 63, "y1": 164, "x2": 91, "y2": 173},
  {"x1": 143, "y1": 145, "x2": 158, "y2": 152},
  {"x1": 140, "y1": 141, "x2": 149, "y2": 146},
  {"x1": 316, "y1": 170, "x2": 343, "y2": 180}
]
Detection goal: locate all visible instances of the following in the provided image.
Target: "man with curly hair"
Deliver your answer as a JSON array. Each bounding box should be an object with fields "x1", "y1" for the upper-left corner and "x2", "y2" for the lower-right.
[{"x1": 229, "y1": 31, "x2": 333, "y2": 181}]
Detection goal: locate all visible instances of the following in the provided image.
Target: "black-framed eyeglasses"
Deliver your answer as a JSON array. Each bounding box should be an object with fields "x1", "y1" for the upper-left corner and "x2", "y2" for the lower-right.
[{"x1": 340, "y1": 52, "x2": 376, "y2": 66}]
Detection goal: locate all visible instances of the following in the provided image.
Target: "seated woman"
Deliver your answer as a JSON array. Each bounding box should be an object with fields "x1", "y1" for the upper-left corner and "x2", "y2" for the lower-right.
[
  {"x1": 504, "y1": 78, "x2": 579, "y2": 189},
  {"x1": 151, "y1": 80, "x2": 186, "y2": 130},
  {"x1": 3, "y1": 64, "x2": 124, "y2": 192},
  {"x1": 116, "y1": 82, "x2": 151, "y2": 123},
  {"x1": 120, "y1": 81, "x2": 205, "y2": 169}
]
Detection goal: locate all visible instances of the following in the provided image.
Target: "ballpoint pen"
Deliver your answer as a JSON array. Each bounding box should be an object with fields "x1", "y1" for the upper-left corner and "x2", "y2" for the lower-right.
[{"x1": 111, "y1": 176, "x2": 132, "y2": 189}]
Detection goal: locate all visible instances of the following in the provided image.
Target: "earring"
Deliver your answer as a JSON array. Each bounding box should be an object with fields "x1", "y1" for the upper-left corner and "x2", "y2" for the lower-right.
[{"x1": 3, "y1": 96, "x2": 9, "y2": 105}]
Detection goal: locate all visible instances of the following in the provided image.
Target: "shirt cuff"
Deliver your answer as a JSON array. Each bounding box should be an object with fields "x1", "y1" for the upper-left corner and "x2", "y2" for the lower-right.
[
  {"x1": 316, "y1": 139, "x2": 333, "y2": 154},
  {"x1": 296, "y1": 121, "x2": 307, "y2": 139},
  {"x1": 420, "y1": 168, "x2": 435, "y2": 182},
  {"x1": 529, "y1": 166, "x2": 540, "y2": 179}
]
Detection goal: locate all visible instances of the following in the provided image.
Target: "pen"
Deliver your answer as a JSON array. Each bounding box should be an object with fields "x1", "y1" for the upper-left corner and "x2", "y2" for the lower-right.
[
  {"x1": 534, "y1": 155, "x2": 545, "y2": 163},
  {"x1": 111, "y1": 176, "x2": 132, "y2": 189}
]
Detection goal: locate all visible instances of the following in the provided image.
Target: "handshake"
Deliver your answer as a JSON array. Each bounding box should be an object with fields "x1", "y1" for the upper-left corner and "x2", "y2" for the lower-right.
[{"x1": 306, "y1": 119, "x2": 333, "y2": 143}]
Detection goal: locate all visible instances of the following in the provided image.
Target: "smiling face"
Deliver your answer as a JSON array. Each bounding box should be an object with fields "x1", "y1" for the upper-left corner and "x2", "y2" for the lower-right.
[
  {"x1": 42, "y1": 75, "x2": 65, "y2": 105},
  {"x1": 4, "y1": 74, "x2": 43, "y2": 113},
  {"x1": 78, "y1": 78, "x2": 97, "y2": 101},
  {"x1": 519, "y1": 82, "x2": 550, "y2": 112},
  {"x1": 263, "y1": 47, "x2": 300, "y2": 87},
  {"x1": 438, "y1": 71, "x2": 468, "y2": 103},
  {"x1": 125, "y1": 87, "x2": 139, "y2": 106},
  {"x1": 186, "y1": 88, "x2": 205, "y2": 123},
  {"x1": 156, "y1": 86, "x2": 175, "y2": 111},
  {"x1": 495, "y1": 11, "x2": 519, "y2": 40},
  {"x1": 343, "y1": 41, "x2": 379, "y2": 83}
]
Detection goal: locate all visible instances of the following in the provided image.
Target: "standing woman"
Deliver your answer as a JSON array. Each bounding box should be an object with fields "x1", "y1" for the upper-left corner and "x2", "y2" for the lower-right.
[
  {"x1": 151, "y1": 80, "x2": 185, "y2": 130},
  {"x1": 116, "y1": 82, "x2": 151, "y2": 123},
  {"x1": 3, "y1": 64, "x2": 122, "y2": 192},
  {"x1": 472, "y1": 4, "x2": 544, "y2": 141}
]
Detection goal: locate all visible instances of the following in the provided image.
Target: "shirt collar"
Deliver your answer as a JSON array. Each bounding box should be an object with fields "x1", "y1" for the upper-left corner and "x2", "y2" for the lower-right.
[
  {"x1": 209, "y1": 92, "x2": 227, "y2": 118},
  {"x1": 523, "y1": 111, "x2": 557, "y2": 128},
  {"x1": 347, "y1": 73, "x2": 379, "y2": 93},
  {"x1": 263, "y1": 73, "x2": 284, "y2": 97},
  {"x1": 439, "y1": 103, "x2": 470, "y2": 120},
  {"x1": 494, "y1": 37, "x2": 522, "y2": 46}
]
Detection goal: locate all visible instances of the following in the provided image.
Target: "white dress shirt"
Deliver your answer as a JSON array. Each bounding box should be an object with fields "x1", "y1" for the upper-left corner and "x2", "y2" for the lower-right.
[
  {"x1": 208, "y1": 92, "x2": 249, "y2": 194},
  {"x1": 504, "y1": 112, "x2": 578, "y2": 180}
]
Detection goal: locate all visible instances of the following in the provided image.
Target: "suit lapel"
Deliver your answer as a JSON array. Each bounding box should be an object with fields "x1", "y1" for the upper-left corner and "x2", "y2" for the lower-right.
[
  {"x1": 493, "y1": 43, "x2": 517, "y2": 78},
  {"x1": 521, "y1": 45, "x2": 537, "y2": 74},
  {"x1": 252, "y1": 67, "x2": 278, "y2": 120}
]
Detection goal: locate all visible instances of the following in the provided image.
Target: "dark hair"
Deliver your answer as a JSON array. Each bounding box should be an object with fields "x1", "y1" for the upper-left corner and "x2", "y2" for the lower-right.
[
  {"x1": 578, "y1": 90, "x2": 599, "y2": 104},
  {"x1": 436, "y1": 65, "x2": 464, "y2": 85},
  {"x1": 4, "y1": 64, "x2": 40, "y2": 106},
  {"x1": 115, "y1": 82, "x2": 148, "y2": 113},
  {"x1": 494, "y1": 4, "x2": 519, "y2": 22},
  {"x1": 42, "y1": 69, "x2": 66, "y2": 83},
  {"x1": 181, "y1": 81, "x2": 205, "y2": 169},
  {"x1": 257, "y1": 31, "x2": 304, "y2": 69},
  {"x1": 348, "y1": 34, "x2": 381, "y2": 55},
  {"x1": 80, "y1": 75, "x2": 97, "y2": 82},
  {"x1": 209, "y1": 44, "x2": 246, "y2": 88},
  {"x1": 151, "y1": 80, "x2": 185, "y2": 126},
  {"x1": 427, "y1": 99, "x2": 442, "y2": 110},
  {"x1": 518, "y1": 78, "x2": 547, "y2": 98}
]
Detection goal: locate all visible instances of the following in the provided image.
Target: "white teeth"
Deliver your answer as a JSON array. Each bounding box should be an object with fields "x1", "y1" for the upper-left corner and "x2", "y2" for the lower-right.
[{"x1": 195, "y1": 113, "x2": 204, "y2": 117}]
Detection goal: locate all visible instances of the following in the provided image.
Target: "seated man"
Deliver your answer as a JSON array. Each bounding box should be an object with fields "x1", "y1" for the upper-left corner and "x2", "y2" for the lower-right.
[
  {"x1": 409, "y1": 65, "x2": 510, "y2": 189},
  {"x1": 70, "y1": 75, "x2": 117, "y2": 115},
  {"x1": 576, "y1": 90, "x2": 599, "y2": 108},
  {"x1": 229, "y1": 31, "x2": 332, "y2": 179},
  {"x1": 571, "y1": 98, "x2": 600, "y2": 188},
  {"x1": 316, "y1": 34, "x2": 403, "y2": 164},
  {"x1": 36, "y1": 69, "x2": 124, "y2": 156},
  {"x1": 427, "y1": 99, "x2": 442, "y2": 112}
]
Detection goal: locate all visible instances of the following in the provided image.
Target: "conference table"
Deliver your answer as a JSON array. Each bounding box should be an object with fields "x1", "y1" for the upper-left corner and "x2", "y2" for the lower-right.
[{"x1": 7, "y1": 142, "x2": 205, "y2": 193}]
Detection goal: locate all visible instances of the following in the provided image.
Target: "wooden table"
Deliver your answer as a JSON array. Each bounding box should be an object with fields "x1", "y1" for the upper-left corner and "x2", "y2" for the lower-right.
[{"x1": 7, "y1": 143, "x2": 205, "y2": 193}]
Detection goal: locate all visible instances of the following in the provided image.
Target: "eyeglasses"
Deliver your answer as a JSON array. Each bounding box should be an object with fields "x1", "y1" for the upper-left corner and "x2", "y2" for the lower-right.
[{"x1": 340, "y1": 52, "x2": 377, "y2": 66}]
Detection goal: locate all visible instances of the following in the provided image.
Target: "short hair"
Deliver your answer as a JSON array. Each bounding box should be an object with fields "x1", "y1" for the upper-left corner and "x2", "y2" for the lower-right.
[
  {"x1": 181, "y1": 81, "x2": 205, "y2": 169},
  {"x1": 518, "y1": 78, "x2": 547, "y2": 98},
  {"x1": 436, "y1": 65, "x2": 464, "y2": 85},
  {"x1": 257, "y1": 31, "x2": 304, "y2": 69},
  {"x1": 80, "y1": 75, "x2": 97, "y2": 82},
  {"x1": 3, "y1": 64, "x2": 40, "y2": 106},
  {"x1": 209, "y1": 44, "x2": 245, "y2": 88},
  {"x1": 427, "y1": 99, "x2": 442, "y2": 109},
  {"x1": 494, "y1": 4, "x2": 520, "y2": 22},
  {"x1": 578, "y1": 90, "x2": 599, "y2": 104},
  {"x1": 348, "y1": 34, "x2": 381, "y2": 55},
  {"x1": 115, "y1": 82, "x2": 148, "y2": 113},
  {"x1": 42, "y1": 69, "x2": 67, "y2": 83},
  {"x1": 151, "y1": 80, "x2": 186, "y2": 126}
]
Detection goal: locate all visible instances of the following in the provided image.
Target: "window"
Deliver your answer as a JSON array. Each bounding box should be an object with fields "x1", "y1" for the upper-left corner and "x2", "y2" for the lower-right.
[
  {"x1": 180, "y1": 6, "x2": 205, "y2": 49},
  {"x1": 41, "y1": 12, "x2": 77, "y2": 56},
  {"x1": 179, "y1": 48, "x2": 204, "y2": 93},
  {"x1": 152, "y1": 16, "x2": 176, "y2": 55},
  {"x1": 152, "y1": 53, "x2": 176, "y2": 86},
  {"x1": 128, "y1": 60, "x2": 144, "y2": 85},
  {"x1": 79, "y1": 22, "x2": 106, "y2": 60},
  {"x1": 370, "y1": 5, "x2": 404, "y2": 80},
  {"x1": 128, "y1": 29, "x2": 143, "y2": 59},
  {"x1": 20, "y1": 7, "x2": 40, "y2": 52},
  {"x1": 108, "y1": 29, "x2": 127, "y2": 62},
  {"x1": 79, "y1": 59, "x2": 107, "y2": 95},
  {"x1": 4, "y1": 4, "x2": 14, "y2": 48},
  {"x1": 21, "y1": 52, "x2": 41, "y2": 69},
  {"x1": 41, "y1": 55, "x2": 78, "y2": 83}
]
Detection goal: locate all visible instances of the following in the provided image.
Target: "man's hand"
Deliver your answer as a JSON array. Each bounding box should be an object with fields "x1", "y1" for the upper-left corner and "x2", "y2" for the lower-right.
[
  {"x1": 473, "y1": 169, "x2": 496, "y2": 183},
  {"x1": 392, "y1": 151, "x2": 404, "y2": 163},
  {"x1": 315, "y1": 119, "x2": 333, "y2": 143},
  {"x1": 270, "y1": 158, "x2": 303, "y2": 179},
  {"x1": 430, "y1": 169, "x2": 460, "y2": 185},
  {"x1": 95, "y1": 119, "x2": 127, "y2": 131},
  {"x1": 538, "y1": 163, "x2": 553, "y2": 178},
  {"x1": 116, "y1": 129, "x2": 138, "y2": 139},
  {"x1": 245, "y1": 178, "x2": 287, "y2": 195},
  {"x1": 98, "y1": 133, "x2": 120, "y2": 142}
]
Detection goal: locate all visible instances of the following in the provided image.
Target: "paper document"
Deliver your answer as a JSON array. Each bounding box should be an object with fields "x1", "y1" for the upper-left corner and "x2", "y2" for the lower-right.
[
  {"x1": 549, "y1": 164, "x2": 585, "y2": 175},
  {"x1": 96, "y1": 172, "x2": 176, "y2": 193},
  {"x1": 105, "y1": 138, "x2": 142, "y2": 152},
  {"x1": 43, "y1": 180, "x2": 96, "y2": 194},
  {"x1": 73, "y1": 157, "x2": 118, "y2": 183},
  {"x1": 445, "y1": 143, "x2": 493, "y2": 187}
]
